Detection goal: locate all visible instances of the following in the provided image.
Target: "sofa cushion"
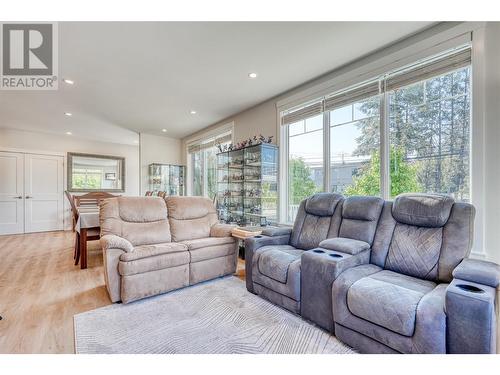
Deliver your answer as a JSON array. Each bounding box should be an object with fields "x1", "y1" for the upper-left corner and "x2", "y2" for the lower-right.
[
  {"x1": 181, "y1": 236, "x2": 235, "y2": 251},
  {"x1": 120, "y1": 242, "x2": 188, "y2": 262},
  {"x1": 100, "y1": 197, "x2": 172, "y2": 246},
  {"x1": 319, "y1": 237, "x2": 370, "y2": 255},
  {"x1": 338, "y1": 196, "x2": 384, "y2": 245},
  {"x1": 347, "y1": 270, "x2": 436, "y2": 336},
  {"x1": 304, "y1": 192, "x2": 343, "y2": 217},
  {"x1": 189, "y1": 242, "x2": 237, "y2": 263},
  {"x1": 258, "y1": 248, "x2": 301, "y2": 283},
  {"x1": 117, "y1": 196, "x2": 167, "y2": 222},
  {"x1": 385, "y1": 223, "x2": 442, "y2": 280},
  {"x1": 119, "y1": 251, "x2": 190, "y2": 276},
  {"x1": 166, "y1": 196, "x2": 219, "y2": 242},
  {"x1": 392, "y1": 193, "x2": 454, "y2": 228},
  {"x1": 342, "y1": 196, "x2": 384, "y2": 221}
]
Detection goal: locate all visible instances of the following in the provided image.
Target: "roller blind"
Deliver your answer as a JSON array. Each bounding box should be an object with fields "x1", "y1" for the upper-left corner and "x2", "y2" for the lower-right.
[
  {"x1": 324, "y1": 81, "x2": 380, "y2": 112},
  {"x1": 281, "y1": 101, "x2": 323, "y2": 126},
  {"x1": 384, "y1": 48, "x2": 471, "y2": 92},
  {"x1": 187, "y1": 132, "x2": 232, "y2": 154}
]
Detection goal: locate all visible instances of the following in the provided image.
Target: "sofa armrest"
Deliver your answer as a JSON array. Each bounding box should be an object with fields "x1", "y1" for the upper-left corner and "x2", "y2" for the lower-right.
[
  {"x1": 301, "y1": 247, "x2": 371, "y2": 332},
  {"x1": 261, "y1": 226, "x2": 292, "y2": 237},
  {"x1": 452, "y1": 258, "x2": 500, "y2": 288},
  {"x1": 244, "y1": 234, "x2": 291, "y2": 293},
  {"x1": 445, "y1": 278, "x2": 497, "y2": 354},
  {"x1": 318, "y1": 237, "x2": 370, "y2": 255},
  {"x1": 100, "y1": 234, "x2": 134, "y2": 253},
  {"x1": 210, "y1": 223, "x2": 237, "y2": 237}
]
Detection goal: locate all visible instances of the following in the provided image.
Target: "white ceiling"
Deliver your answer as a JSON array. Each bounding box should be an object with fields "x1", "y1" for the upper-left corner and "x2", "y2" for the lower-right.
[{"x1": 0, "y1": 22, "x2": 435, "y2": 144}]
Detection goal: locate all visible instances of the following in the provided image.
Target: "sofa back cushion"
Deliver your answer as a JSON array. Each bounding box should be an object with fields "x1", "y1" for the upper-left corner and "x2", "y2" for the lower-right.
[
  {"x1": 381, "y1": 193, "x2": 475, "y2": 282},
  {"x1": 166, "y1": 196, "x2": 218, "y2": 242},
  {"x1": 338, "y1": 196, "x2": 384, "y2": 245},
  {"x1": 392, "y1": 193, "x2": 454, "y2": 227},
  {"x1": 100, "y1": 197, "x2": 171, "y2": 246},
  {"x1": 289, "y1": 193, "x2": 343, "y2": 250}
]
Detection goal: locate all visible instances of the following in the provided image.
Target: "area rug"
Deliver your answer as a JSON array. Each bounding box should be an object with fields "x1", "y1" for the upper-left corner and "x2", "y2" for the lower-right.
[{"x1": 74, "y1": 276, "x2": 355, "y2": 354}]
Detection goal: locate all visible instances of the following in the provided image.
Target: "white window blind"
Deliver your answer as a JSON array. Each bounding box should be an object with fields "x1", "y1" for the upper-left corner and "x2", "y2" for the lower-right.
[
  {"x1": 324, "y1": 81, "x2": 380, "y2": 112},
  {"x1": 187, "y1": 132, "x2": 232, "y2": 154},
  {"x1": 384, "y1": 48, "x2": 471, "y2": 92},
  {"x1": 281, "y1": 101, "x2": 323, "y2": 126}
]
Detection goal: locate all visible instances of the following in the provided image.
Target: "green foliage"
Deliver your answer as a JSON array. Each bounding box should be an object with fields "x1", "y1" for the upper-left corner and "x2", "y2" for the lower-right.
[
  {"x1": 345, "y1": 147, "x2": 421, "y2": 197},
  {"x1": 72, "y1": 173, "x2": 101, "y2": 189},
  {"x1": 351, "y1": 67, "x2": 470, "y2": 200},
  {"x1": 289, "y1": 157, "x2": 319, "y2": 204}
]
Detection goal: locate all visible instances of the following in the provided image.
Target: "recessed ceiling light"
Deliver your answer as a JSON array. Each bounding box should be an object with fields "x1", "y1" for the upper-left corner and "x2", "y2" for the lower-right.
[
  {"x1": 63, "y1": 79, "x2": 74, "y2": 85},
  {"x1": 66, "y1": 131, "x2": 72, "y2": 135},
  {"x1": 162, "y1": 129, "x2": 167, "y2": 133},
  {"x1": 190, "y1": 110, "x2": 197, "y2": 115},
  {"x1": 64, "y1": 112, "x2": 72, "y2": 116},
  {"x1": 248, "y1": 72, "x2": 258, "y2": 79}
]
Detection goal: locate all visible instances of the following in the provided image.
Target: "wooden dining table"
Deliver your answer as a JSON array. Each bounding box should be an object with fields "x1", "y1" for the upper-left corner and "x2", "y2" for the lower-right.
[{"x1": 75, "y1": 206, "x2": 100, "y2": 269}]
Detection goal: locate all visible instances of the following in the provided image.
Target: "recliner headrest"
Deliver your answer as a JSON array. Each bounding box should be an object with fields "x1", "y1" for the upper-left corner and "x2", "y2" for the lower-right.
[
  {"x1": 342, "y1": 196, "x2": 384, "y2": 221},
  {"x1": 392, "y1": 193, "x2": 454, "y2": 227},
  {"x1": 304, "y1": 193, "x2": 343, "y2": 217}
]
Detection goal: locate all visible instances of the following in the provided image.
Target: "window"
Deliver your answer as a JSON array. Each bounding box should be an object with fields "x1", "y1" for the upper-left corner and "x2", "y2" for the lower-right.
[
  {"x1": 388, "y1": 66, "x2": 471, "y2": 201},
  {"x1": 329, "y1": 95, "x2": 380, "y2": 195},
  {"x1": 281, "y1": 47, "x2": 471, "y2": 222},
  {"x1": 188, "y1": 131, "x2": 231, "y2": 198},
  {"x1": 288, "y1": 114, "x2": 323, "y2": 222}
]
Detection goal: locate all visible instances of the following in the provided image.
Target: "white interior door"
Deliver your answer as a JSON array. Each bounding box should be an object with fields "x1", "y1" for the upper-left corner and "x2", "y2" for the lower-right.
[
  {"x1": 0, "y1": 152, "x2": 24, "y2": 235},
  {"x1": 24, "y1": 153, "x2": 64, "y2": 233}
]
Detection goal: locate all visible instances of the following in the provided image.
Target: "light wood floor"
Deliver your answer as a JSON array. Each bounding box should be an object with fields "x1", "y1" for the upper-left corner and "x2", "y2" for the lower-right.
[{"x1": 0, "y1": 231, "x2": 245, "y2": 354}]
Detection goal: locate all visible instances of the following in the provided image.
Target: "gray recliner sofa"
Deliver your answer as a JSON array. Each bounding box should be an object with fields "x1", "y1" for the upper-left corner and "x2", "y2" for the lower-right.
[
  {"x1": 100, "y1": 196, "x2": 238, "y2": 303},
  {"x1": 245, "y1": 192, "x2": 500, "y2": 354}
]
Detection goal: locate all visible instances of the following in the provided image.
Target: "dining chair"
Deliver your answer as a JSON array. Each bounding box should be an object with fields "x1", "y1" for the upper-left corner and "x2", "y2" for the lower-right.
[
  {"x1": 145, "y1": 191, "x2": 153, "y2": 196},
  {"x1": 157, "y1": 191, "x2": 167, "y2": 198},
  {"x1": 65, "y1": 191, "x2": 82, "y2": 264},
  {"x1": 74, "y1": 191, "x2": 120, "y2": 207}
]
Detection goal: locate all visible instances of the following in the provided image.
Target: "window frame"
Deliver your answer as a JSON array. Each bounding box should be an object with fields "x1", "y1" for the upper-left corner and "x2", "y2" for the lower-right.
[{"x1": 279, "y1": 47, "x2": 472, "y2": 225}]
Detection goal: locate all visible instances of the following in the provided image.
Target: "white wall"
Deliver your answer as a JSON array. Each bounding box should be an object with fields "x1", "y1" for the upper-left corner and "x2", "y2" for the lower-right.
[
  {"x1": 0, "y1": 128, "x2": 141, "y2": 229},
  {"x1": 483, "y1": 23, "x2": 500, "y2": 265},
  {"x1": 139, "y1": 133, "x2": 182, "y2": 194}
]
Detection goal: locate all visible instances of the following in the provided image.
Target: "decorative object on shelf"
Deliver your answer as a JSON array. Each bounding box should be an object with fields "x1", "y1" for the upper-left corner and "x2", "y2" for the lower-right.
[
  {"x1": 216, "y1": 134, "x2": 274, "y2": 153},
  {"x1": 148, "y1": 163, "x2": 185, "y2": 196}
]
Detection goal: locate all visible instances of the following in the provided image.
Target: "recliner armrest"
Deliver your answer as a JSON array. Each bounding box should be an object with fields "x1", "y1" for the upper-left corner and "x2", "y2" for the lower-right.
[
  {"x1": 318, "y1": 237, "x2": 370, "y2": 255},
  {"x1": 261, "y1": 226, "x2": 292, "y2": 237},
  {"x1": 210, "y1": 223, "x2": 237, "y2": 237},
  {"x1": 452, "y1": 258, "x2": 500, "y2": 288},
  {"x1": 100, "y1": 234, "x2": 133, "y2": 253}
]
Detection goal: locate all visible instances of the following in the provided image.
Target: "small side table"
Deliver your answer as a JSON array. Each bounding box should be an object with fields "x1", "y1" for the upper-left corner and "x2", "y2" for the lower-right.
[{"x1": 231, "y1": 227, "x2": 263, "y2": 259}]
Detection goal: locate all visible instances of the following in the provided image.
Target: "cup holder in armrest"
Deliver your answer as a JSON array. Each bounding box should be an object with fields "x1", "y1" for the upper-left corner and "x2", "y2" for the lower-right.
[
  {"x1": 313, "y1": 249, "x2": 325, "y2": 254},
  {"x1": 456, "y1": 284, "x2": 485, "y2": 294},
  {"x1": 329, "y1": 253, "x2": 343, "y2": 259}
]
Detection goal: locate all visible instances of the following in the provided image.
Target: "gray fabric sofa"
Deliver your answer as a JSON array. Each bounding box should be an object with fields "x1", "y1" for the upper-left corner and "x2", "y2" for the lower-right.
[
  {"x1": 245, "y1": 192, "x2": 500, "y2": 354},
  {"x1": 100, "y1": 196, "x2": 237, "y2": 303}
]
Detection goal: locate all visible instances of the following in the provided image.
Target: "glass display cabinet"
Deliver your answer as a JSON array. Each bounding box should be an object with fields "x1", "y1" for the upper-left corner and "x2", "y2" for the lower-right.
[
  {"x1": 216, "y1": 143, "x2": 278, "y2": 226},
  {"x1": 148, "y1": 163, "x2": 186, "y2": 196}
]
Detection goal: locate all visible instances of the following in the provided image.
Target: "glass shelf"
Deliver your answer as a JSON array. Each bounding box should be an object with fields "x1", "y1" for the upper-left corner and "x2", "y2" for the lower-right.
[{"x1": 216, "y1": 143, "x2": 278, "y2": 226}]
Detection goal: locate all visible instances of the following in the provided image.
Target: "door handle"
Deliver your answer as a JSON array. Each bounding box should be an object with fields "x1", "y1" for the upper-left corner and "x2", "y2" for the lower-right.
[
  {"x1": 13, "y1": 196, "x2": 23, "y2": 199},
  {"x1": 25, "y1": 196, "x2": 32, "y2": 199}
]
